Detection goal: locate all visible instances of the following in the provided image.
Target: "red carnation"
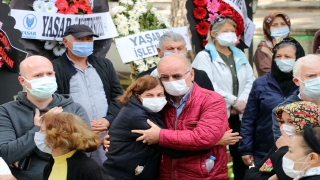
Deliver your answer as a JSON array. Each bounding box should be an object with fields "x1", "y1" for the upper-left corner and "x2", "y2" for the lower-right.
[
  {"x1": 193, "y1": 0, "x2": 207, "y2": 7},
  {"x1": 196, "y1": 21, "x2": 210, "y2": 36},
  {"x1": 232, "y1": 11, "x2": 244, "y2": 36},
  {"x1": 202, "y1": 39, "x2": 208, "y2": 47},
  {"x1": 193, "y1": 7, "x2": 207, "y2": 20},
  {"x1": 69, "y1": 3, "x2": 79, "y2": 14},
  {"x1": 56, "y1": 0, "x2": 69, "y2": 11},
  {"x1": 219, "y1": 2, "x2": 233, "y2": 16}
]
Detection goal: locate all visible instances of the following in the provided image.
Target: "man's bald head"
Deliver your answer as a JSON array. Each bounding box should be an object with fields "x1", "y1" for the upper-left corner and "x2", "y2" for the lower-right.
[
  {"x1": 158, "y1": 54, "x2": 191, "y2": 73},
  {"x1": 19, "y1": 56, "x2": 53, "y2": 77}
]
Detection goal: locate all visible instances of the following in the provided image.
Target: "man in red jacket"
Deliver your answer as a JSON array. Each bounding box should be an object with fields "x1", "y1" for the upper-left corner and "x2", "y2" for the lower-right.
[{"x1": 132, "y1": 54, "x2": 229, "y2": 180}]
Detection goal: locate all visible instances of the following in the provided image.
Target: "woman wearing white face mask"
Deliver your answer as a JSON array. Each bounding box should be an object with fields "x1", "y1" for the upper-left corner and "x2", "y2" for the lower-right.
[
  {"x1": 192, "y1": 15, "x2": 256, "y2": 180},
  {"x1": 104, "y1": 75, "x2": 210, "y2": 180},
  {"x1": 253, "y1": 12, "x2": 291, "y2": 77},
  {"x1": 243, "y1": 101, "x2": 320, "y2": 180}
]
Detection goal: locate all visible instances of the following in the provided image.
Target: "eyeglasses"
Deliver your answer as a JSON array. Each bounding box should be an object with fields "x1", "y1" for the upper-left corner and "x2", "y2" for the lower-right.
[
  {"x1": 159, "y1": 70, "x2": 191, "y2": 82},
  {"x1": 211, "y1": 16, "x2": 234, "y2": 30}
]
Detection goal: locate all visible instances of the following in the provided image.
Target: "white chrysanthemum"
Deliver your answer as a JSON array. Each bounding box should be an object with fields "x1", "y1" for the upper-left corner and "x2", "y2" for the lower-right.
[
  {"x1": 134, "y1": 59, "x2": 144, "y2": 66},
  {"x1": 112, "y1": 6, "x2": 127, "y2": 15},
  {"x1": 137, "y1": 63, "x2": 149, "y2": 73},
  {"x1": 133, "y1": 2, "x2": 147, "y2": 13},
  {"x1": 45, "y1": 2, "x2": 58, "y2": 13},
  {"x1": 128, "y1": 19, "x2": 140, "y2": 33},
  {"x1": 115, "y1": 14, "x2": 128, "y2": 25},
  {"x1": 145, "y1": 57, "x2": 154, "y2": 65},
  {"x1": 136, "y1": 0, "x2": 148, "y2": 6},
  {"x1": 53, "y1": 46, "x2": 66, "y2": 56},
  {"x1": 44, "y1": 41, "x2": 57, "y2": 50},
  {"x1": 150, "y1": 7, "x2": 157, "y2": 14},
  {"x1": 119, "y1": 0, "x2": 134, "y2": 5},
  {"x1": 48, "y1": 0, "x2": 56, "y2": 3},
  {"x1": 156, "y1": 12, "x2": 171, "y2": 27},
  {"x1": 117, "y1": 23, "x2": 129, "y2": 36},
  {"x1": 153, "y1": 56, "x2": 160, "y2": 64},
  {"x1": 128, "y1": 10, "x2": 141, "y2": 20},
  {"x1": 33, "y1": 0, "x2": 46, "y2": 12}
]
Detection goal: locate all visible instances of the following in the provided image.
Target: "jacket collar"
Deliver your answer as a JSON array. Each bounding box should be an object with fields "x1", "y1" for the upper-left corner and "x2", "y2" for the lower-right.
[
  {"x1": 205, "y1": 42, "x2": 248, "y2": 72},
  {"x1": 60, "y1": 52, "x2": 96, "y2": 76}
]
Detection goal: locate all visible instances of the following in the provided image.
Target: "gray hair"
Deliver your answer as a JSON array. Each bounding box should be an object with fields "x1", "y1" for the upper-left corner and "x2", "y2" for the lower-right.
[
  {"x1": 293, "y1": 54, "x2": 320, "y2": 78},
  {"x1": 207, "y1": 18, "x2": 237, "y2": 43},
  {"x1": 158, "y1": 32, "x2": 186, "y2": 48},
  {"x1": 274, "y1": 42, "x2": 297, "y2": 55}
]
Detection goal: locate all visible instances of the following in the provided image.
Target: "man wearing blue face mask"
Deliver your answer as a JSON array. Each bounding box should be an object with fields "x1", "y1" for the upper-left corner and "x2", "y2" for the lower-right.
[
  {"x1": 272, "y1": 54, "x2": 320, "y2": 141},
  {"x1": 137, "y1": 31, "x2": 214, "y2": 91},
  {"x1": 51, "y1": 24, "x2": 123, "y2": 165},
  {"x1": 0, "y1": 55, "x2": 90, "y2": 180}
]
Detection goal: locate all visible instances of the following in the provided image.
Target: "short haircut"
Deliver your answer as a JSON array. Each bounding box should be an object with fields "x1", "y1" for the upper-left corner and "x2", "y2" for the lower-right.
[
  {"x1": 293, "y1": 54, "x2": 320, "y2": 78},
  {"x1": 42, "y1": 112, "x2": 101, "y2": 152},
  {"x1": 117, "y1": 75, "x2": 162, "y2": 104},
  {"x1": 158, "y1": 32, "x2": 186, "y2": 48},
  {"x1": 207, "y1": 18, "x2": 237, "y2": 43}
]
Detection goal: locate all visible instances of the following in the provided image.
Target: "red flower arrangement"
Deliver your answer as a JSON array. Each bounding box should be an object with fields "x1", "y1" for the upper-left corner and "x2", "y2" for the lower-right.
[
  {"x1": 193, "y1": 0, "x2": 208, "y2": 7},
  {"x1": 193, "y1": 7, "x2": 207, "y2": 20},
  {"x1": 56, "y1": 0, "x2": 92, "y2": 15},
  {"x1": 196, "y1": 21, "x2": 210, "y2": 36},
  {"x1": 192, "y1": 0, "x2": 245, "y2": 47}
]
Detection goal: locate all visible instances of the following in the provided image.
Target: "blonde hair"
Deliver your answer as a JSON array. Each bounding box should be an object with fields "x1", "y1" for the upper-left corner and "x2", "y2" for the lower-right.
[{"x1": 41, "y1": 112, "x2": 101, "y2": 152}]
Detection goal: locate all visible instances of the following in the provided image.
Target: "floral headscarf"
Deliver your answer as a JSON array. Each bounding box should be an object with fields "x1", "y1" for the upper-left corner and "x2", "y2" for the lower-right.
[
  {"x1": 263, "y1": 12, "x2": 291, "y2": 42},
  {"x1": 276, "y1": 101, "x2": 320, "y2": 132}
]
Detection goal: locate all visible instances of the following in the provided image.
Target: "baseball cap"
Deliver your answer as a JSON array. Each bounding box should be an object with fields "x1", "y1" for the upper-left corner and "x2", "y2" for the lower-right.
[{"x1": 63, "y1": 24, "x2": 99, "y2": 38}]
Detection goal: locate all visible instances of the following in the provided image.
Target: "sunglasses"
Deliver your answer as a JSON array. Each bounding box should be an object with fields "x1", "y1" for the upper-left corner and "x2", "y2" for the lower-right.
[{"x1": 210, "y1": 16, "x2": 234, "y2": 30}]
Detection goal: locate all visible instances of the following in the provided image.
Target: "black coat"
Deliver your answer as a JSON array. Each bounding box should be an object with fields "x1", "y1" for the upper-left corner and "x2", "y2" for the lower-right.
[
  {"x1": 52, "y1": 52, "x2": 123, "y2": 123},
  {"x1": 43, "y1": 151, "x2": 114, "y2": 180},
  {"x1": 137, "y1": 67, "x2": 214, "y2": 91},
  {"x1": 103, "y1": 96, "x2": 209, "y2": 180}
]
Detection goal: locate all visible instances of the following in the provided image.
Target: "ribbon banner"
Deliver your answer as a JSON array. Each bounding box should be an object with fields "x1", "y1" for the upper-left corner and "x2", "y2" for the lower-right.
[
  {"x1": 223, "y1": 0, "x2": 255, "y2": 47},
  {"x1": 115, "y1": 26, "x2": 192, "y2": 63},
  {"x1": 10, "y1": 9, "x2": 118, "y2": 41},
  {"x1": 0, "y1": 28, "x2": 28, "y2": 72}
]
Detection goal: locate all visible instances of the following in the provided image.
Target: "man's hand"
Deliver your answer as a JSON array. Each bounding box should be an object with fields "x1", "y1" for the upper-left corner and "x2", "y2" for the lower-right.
[
  {"x1": 242, "y1": 155, "x2": 254, "y2": 166},
  {"x1": 9, "y1": 162, "x2": 19, "y2": 168},
  {"x1": 0, "y1": 175, "x2": 17, "y2": 180},
  {"x1": 276, "y1": 126, "x2": 291, "y2": 149},
  {"x1": 103, "y1": 134, "x2": 110, "y2": 152},
  {"x1": 233, "y1": 100, "x2": 246, "y2": 114},
  {"x1": 34, "y1": 107, "x2": 63, "y2": 126},
  {"x1": 231, "y1": 108, "x2": 238, "y2": 115},
  {"x1": 91, "y1": 118, "x2": 110, "y2": 134},
  {"x1": 131, "y1": 119, "x2": 161, "y2": 145},
  {"x1": 216, "y1": 129, "x2": 242, "y2": 146}
]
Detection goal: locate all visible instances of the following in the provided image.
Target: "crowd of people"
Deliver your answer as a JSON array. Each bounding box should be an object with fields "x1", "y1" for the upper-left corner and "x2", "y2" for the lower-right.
[{"x1": 0, "y1": 7, "x2": 320, "y2": 180}]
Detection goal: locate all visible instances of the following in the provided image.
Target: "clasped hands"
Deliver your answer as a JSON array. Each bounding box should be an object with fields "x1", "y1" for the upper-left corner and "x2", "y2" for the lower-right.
[{"x1": 232, "y1": 99, "x2": 246, "y2": 115}]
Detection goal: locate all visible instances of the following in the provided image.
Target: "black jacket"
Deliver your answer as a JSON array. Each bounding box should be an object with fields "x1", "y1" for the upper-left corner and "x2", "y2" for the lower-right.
[
  {"x1": 43, "y1": 151, "x2": 114, "y2": 180},
  {"x1": 52, "y1": 52, "x2": 123, "y2": 123},
  {"x1": 103, "y1": 96, "x2": 209, "y2": 180},
  {"x1": 137, "y1": 67, "x2": 214, "y2": 91}
]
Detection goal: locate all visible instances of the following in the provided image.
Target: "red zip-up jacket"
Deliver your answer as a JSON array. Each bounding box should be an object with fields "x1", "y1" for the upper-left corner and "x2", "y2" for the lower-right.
[{"x1": 158, "y1": 83, "x2": 229, "y2": 180}]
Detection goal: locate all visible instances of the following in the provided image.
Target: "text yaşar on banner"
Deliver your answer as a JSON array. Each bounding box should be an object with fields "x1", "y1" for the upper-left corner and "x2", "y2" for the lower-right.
[
  {"x1": 115, "y1": 26, "x2": 192, "y2": 64},
  {"x1": 10, "y1": 9, "x2": 118, "y2": 41}
]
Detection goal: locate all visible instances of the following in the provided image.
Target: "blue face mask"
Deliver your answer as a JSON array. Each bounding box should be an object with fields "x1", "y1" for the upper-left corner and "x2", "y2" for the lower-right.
[
  {"x1": 68, "y1": 39, "x2": 94, "y2": 57},
  {"x1": 270, "y1": 26, "x2": 290, "y2": 39},
  {"x1": 275, "y1": 59, "x2": 295, "y2": 73},
  {"x1": 300, "y1": 77, "x2": 320, "y2": 99}
]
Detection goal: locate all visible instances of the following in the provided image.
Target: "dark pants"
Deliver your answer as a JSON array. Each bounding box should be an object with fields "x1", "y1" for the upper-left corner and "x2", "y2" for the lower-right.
[{"x1": 229, "y1": 115, "x2": 248, "y2": 180}]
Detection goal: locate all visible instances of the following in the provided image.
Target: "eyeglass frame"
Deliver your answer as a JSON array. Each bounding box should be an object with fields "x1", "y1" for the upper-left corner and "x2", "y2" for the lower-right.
[
  {"x1": 210, "y1": 16, "x2": 234, "y2": 31},
  {"x1": 158, "y1": 69, "x2": 191, "y2": 82}
]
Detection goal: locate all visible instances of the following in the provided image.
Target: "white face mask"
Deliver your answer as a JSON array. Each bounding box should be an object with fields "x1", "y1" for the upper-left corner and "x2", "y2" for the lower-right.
[
  {"x1": 163, "y1": 51, "x2": 186, "y2": 57},
  {"x1": 299, "y1": 78, "x2": 320, "y2": 100},
  {"x1": 282, "y1": 124, "x2": 295, "y2": 137},
  {"x1": 34, "y1": 132, "x2": 52, "y2": 154},
  {"x1": 142, "y1": 97, "x2": 167, "y2": 112},
  {"x1": 275, "y1": 59, "x2": 296, "y2": 73},
  {"x1": 23, "y1": 76, "x2": 57, "y2": 99},
  {"x1": 161, "y1": 72, "x2": 190, "y2": 96},
  {"x1": 282, "y1": 155, "x2": 310, "y2": 179},
  {"x1": 216, "y1": 32, "x2": 237, "y2": 47}
]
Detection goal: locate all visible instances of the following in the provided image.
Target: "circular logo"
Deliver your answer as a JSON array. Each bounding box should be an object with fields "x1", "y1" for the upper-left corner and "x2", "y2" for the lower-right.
[{"x1": 23, "y1": 14, "x2": 37, "y2": 30}]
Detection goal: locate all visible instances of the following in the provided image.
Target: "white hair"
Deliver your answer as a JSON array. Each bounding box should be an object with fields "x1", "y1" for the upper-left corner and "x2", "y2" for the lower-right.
[
  {"x1": 293, "y1": 54, "x2": 320, "y2": 78},
  {"x1": 158, "y1": 32, "x2": 186, "y2": 48}
]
